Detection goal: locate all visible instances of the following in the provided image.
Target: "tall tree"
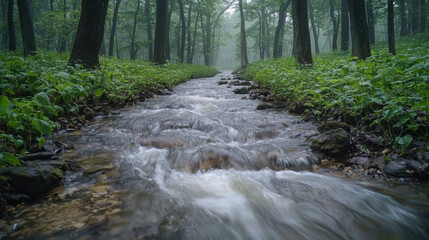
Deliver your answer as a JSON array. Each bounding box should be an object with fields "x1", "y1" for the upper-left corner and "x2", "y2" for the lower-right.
[
  {"x1": 399, "y1": 0, "x2": 408, "y2": 36},
  {"x1": 238, "y1": 0, "x2": 248, "y2": 66},
  {"x1": 7, "y1": 0, "x2": 16, "y2": 51},
  {"x1": 1, "y1": 0, "x2": 7, "y2": 49},
  {"x1": 341, "y1": 0, "x2": 349, "y2": 51},
  {"x1": 421, "y1": 0, "x2": 426, "y2": 32},
  {"x1": 145, "y1": 0, "x2": 153, "y2": 61},
  {"x1": 17, "y1": 0, "x2": 36, "y2": 56},
  {"x1": 130, "y1": 0, "x2": 141, "y2": 60},
  {"x1": 328, "y1": 0, "x2": 339, "y2": 51},
  {"x1": 153, "y1": 0, "x2": 167, "y2": 64},
  {"x1": 291, "y1": 0, "x2": 313, "y2": 65},
  {"x1": 165, "y1": 2, "x2": 173, "y2": 61},
  {"x1": 58, "y1": 0, "x2": 67, "y2": 52},
  {"x1": 308, "y1": 0, "x2": 319, "y2": 54},
  {"x1": 186, "y1": 1, "x2": 193, "y2": 63},
  {"x1": 68, "y1": 0, "x2": 109, "y2": 69},
  {"x1": 348, "y1": 0, "x2": 371, "y2": 60},
  {"x1": 273, "y1": 0, "x2": 291, "y2": 58},
  {"x1": 177, "y1": 0, "x2": 186, "y2": 62},
  {"x1": 411, "y1": 0, "x2": 419, "y2": 34},
  {"x1": 366, "y1": 0, "x2": 375, "y2": 44},
  {"x1": 388, "y1": 0, "x2": 396, "y2": 55},
  {"x1": 108, "y1": 0, "x2": 121, "y2": 57}
]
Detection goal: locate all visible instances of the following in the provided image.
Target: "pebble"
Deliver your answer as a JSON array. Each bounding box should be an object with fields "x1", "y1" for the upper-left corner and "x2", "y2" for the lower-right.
[
  {"x1": 320, "y1": 159, "x2": 331, "y2": 168},
  {"x1": 382, "y1": 148, "x2": 391, "y2": 155}
]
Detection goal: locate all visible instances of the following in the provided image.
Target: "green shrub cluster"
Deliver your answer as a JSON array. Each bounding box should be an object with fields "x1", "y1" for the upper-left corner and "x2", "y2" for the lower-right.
[
  {"x1": 0, "y1": 52, "x2": 217, "y2": 166},
  {"x1": 241, "y1": 34, "x2": 429, "y2": 149}
]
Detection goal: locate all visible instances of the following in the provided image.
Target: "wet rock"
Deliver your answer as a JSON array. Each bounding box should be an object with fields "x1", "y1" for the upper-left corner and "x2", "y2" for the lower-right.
[
  {"x1": 1, "y1": 166, "x2": 63, "y2": 196},
  {"x1": 256, "y1": 103, "x2": 274, "y2": 110},
  {"x1": 89, "y1": 185, "x2": 109, "y2": 195},
  {"x1": 422, "y1": 152, "x2": 429, "y2": 162},
  {"x1": 363, "y1": 135, "x2": 385, "y2": 152},
  {"x1": 383, "y1": 159, "x2": 427, "y2": 178},
  {"x1": 309, "y1": 128, "x2": 351, "y2": 158},
  {"x1": 233, "y1": 87, "x2": 249, "y2": 94},
  {"x1": 320, "y1": 159, "x2": 331, "y2": 168},
  {"x1": 228, "y1": 80, "x2": 241, "y2": 86},
  {"x1": 140, "y1": 137, "x2": 186, "y2": 149},
  {"x1": 2, "y1": 193, "x2": 29, "y2": 204},
  {"x1": 349, "y1": 157, "x2": 370, "y2": 166},
  {"x1": 42, "y1": 140, "x2": 64, "y2": 154},
  {"x1": 87, "y1": 215, "x2": 106, "y2": 225},
  {"x1": 83, "y1": 107, "x2": 94, "y2": 120},
  {"x1": 0, "y1": 232, "x2": 6, "y2": 240},
  {"x1": 317, "y1": 121, "x2": 351, "y2": 133},
  {"x1": 85, "y1": 164, "x2": 115, "y2": 174},
  {"x1": 23, "y1": 158, "x2": 81, "y2": 172},
  {"x1": 19, "y1": 152, "x2": 54, "y2": 161},
  {"x1": 238, "y1": 81, "x2": 252, "y2": 86},
  {"x1": 217, "y1": 80, "x2": 228, "y2": 85}
]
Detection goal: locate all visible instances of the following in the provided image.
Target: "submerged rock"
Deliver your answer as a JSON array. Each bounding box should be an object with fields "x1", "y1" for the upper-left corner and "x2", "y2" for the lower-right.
[
  {"x1": 256, "y1": 103, "x2": 274, "y2": 110},
  {"x1": 309, "y1": 128, "x2": 351, "y2": 157}
]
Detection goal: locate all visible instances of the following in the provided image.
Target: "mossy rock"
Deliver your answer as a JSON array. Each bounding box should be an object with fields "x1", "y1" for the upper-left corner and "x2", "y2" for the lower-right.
[{"x1": 317, "y1": 121, "x2": 351, "y2": 133}]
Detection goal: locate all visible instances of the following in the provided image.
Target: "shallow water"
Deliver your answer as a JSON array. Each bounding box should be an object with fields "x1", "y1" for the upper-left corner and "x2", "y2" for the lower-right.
[{"x1": 9, "y1": 71, "x2": 429, "y2": 240}]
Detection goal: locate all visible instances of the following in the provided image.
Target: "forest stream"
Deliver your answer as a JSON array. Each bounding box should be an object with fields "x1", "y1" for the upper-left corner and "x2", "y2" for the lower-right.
[{"x1": 8, "y1": 71, "x2": 429, "y2": 239}]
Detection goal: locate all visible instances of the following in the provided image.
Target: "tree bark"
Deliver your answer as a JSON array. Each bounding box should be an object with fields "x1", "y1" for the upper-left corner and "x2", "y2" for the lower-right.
[
  {"x1": 273, "y1": 0, "x2": 291, "y2": 58},
  {"x1": 153, "y1": 0, "x2": 167, "y2": 64},
  {"x1": 130, "y1": 0, "x2": 141, "y2": 60},
  {"x1": 341, "y1": 0, "x2": 349, "y2": 51},
  {"x1": 7, "y1": 0, "x2": 16, "y2": 51},
  {"x1": 145, "y1": 0, "x2": 153, "y2": 61},
  {"x1": 178, "y1": 0, "x2": 186, "y2": 63},
  {"x1": 366, "y1": 0, "x2": 375, "y2": 44},
  {"x1": 348, "y1": 0, "x2": 371, "y2": 60},
  {"x1": 58, "y1": 0, "x2": 67, "y2": 52},
  {"x1": 238, "y1": 0, "x2": 248, "y2": 66},
  {"x1": 308, "y1": 1, "x2": 319, "y2": 54},
  {"x1": 108, "y1": 0, "x2": 121, "y2": 57},
  {"x1": 412, "y1": 0, "x2": 419, "y2": 34},
  {"x1": 68, "y1": 0, "x2": 109, "y2": 69},
  {"x1": 186, "y1": 2, "x2": 193, "y2": 63},
  {"x1": 388, "y1": 0, "x2": 396, "y2": 55},
  {"x1": 329, "y1": 0, "x2": 339, "y2": 51},
  {"x1": 165, "y1": 4, "x2": 173, "y2": 61},
  {"x1": 292, "y1": 0, "x2": 313, "y2": 65},
  {"x1": 1, "y1": 0, "x2": 7, "y2": 49},
  {"x1": 190, "y1": 12, "x2": 199, "y2": 63},
  {"x1": 17, "y1": 0, "x2": 36, "y2": 56},
  {"x1": 399, "y1": 0, "x2": 408, "y2": 36},
  {"x1": 421, "y1": 0, "x2": 426, "y2": 32}
]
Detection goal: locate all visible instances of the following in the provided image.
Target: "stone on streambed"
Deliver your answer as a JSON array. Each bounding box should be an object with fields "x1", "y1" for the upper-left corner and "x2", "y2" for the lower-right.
[
  {"x1": 257, "y1": 103, "x2": 274, "y2": 110},
  {"x1": 317, "y1": 121, "x2": 351, "y2": 133},
  {"x1": 0, "y1": 165, "x2": 63, "y2": 196},
  {"x1": 233, "y1": 87, "x2": 249, "y2": 94},
  {"x1": 383, "y1": 159, "x2": 429, "y2": 178},
  {"x1": 217, "y1": 80, "x2": 228, "y2": 85},
  {"x1": 308, "y1": 128, "x2": 351, "y2": 158}
]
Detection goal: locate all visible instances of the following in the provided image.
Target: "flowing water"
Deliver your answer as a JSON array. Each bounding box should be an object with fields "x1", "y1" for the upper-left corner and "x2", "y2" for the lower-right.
[{"x1": 9, "y1": 71, "x2": 429, "y2": 240}]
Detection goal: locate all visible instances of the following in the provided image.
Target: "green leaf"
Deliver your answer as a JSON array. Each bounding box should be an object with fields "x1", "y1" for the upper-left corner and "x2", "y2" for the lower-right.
[
  {"x1": 33, "y1": 92, "x2": 51, "y2": 106},
  {"x1": 37, "y1": 137, "x2": 46, "y2": 147},
  {"x1": 55, "y1": 71, "x2": 71, "y2": 80},
  {"x1": 395, "y1": 135, "x2": 413, "y2": 147},
  {"x1": 0, "y1": 152, "x2": 21, "y2": 167},
  {"x1": 94, "y1": 88, "x2": 104, "y2": 97},
  {"x1": 0, "y1": 95, "x2": 11, "y2": 108},
  {"x1": 32, "y1": 119, "x2": 55, "y2": 135}
]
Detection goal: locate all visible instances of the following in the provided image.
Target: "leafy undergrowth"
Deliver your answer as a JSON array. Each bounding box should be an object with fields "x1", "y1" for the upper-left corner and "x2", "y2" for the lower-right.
[
  {"x1": 0, "y1": 52, "x2": 218, "y2": 166},
  {"x1": 239, "y1": 34, "x2": 429, "y2": 151}
]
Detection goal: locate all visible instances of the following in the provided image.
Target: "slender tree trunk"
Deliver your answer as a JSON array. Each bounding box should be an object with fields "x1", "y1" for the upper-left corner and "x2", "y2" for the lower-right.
[
  {"x1": 108, "y1": 0, "x2": 121, "y2": 57},
  {"x1": 266, "y1": 15, "x2": 271, "y2": 57},
  {"x1": 145, "y1": 0, "x2": 153, "y2": 60},
  {"x1": 178, "y1": 0, "x2": 186, "y2": 62},
  {"x1": 292, "y1": 0, "x2": 312, "y2": 65},
  {"x1": 153, "y1": 0, "x2": 167, "y2": 64},
  {"x1": 238, "y1": 0, "x2": 248, "y2": 66},
  {"x1": 348, "y1": 0, "x2": 371, "y2": 60},
  {"x1": 273, "y1": 0, "x2": 290, "y2": 58},
  {"x1": 115, "y1": 32, "x2": 120, "y2": 59},
  {"x1": 7, "y1": 0, "x2": 16, "y2": 51},
  {"x1": 58, "y1": 0, "x2": 67, "y2": 52},
  {"x1": 341, "y1": 0, "x2": 349, "y2": 51},
  {"x1": 329, "y1": 0, "x2": 339, "y2": 51},
  {"x1": 190, "y1": 12, "x2": 199, "y2": 63},
  {"x1": 399, "y1": 0, "x2": 408, "y2": 36},
  {"x1": 309, "y1": 1, "x2": 319, "y2": 54},
  {"x1": 165, "y1": 5, "x2": 173, "y2": 61},
  {"x1": 412, "y1": 0, "x2": 419, "y2": 34},
  {"x1": 186, "y1": 2, "x2": 192, "y2": 63},
  {"x1": 17, "y1": 0, "x2": 36, "y2": 56},
  {"x1": 366, "y1": 0, "x2": 375, "y2": 44},
  {"x1": 68, "y1": 0, "x2": 109, "y2": 69},
  {"x1": 130, "y1": 0, "x2": 141, "y2": 60},
  {"x1": 100, "y1": 37, "x2": 106, "y2": 55},
  {"x1": 388, "y1": 0, "x2": 396, "y2": 55},
  {"x1": 200, "y1": 15, "x2": 208, "y2": 66},
  {"x1": 421, "y1": 0, "x2": 426, "y2": 32},
  {"x1": 1, "y1": 0, "x2": 7, "y2": 49}
]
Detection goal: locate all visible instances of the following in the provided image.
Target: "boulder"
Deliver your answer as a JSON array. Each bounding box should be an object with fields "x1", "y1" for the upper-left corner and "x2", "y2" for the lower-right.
[
  {"x1": 256, "y1": 103, "x2": 274, "y2": 110},
  {"x1": 238, "y1": 81, "x2": 252, "y2": 86},
  {"x1": 1, "y1": 165, "x2": 63, "y2": 196},
  {"x1": 233, "y1": 87, "x2": 249, "y2": 94},
  {"x1": 228, "y1": 80, "x2": 241, "y2": 86},
  {"x1": 309, "y1": 128, "x2": 351, "y2": 157},
  {"x1": 217, "y1": 80, "x2": 228, "y2": 85},
  {"x1": 317, "y1": 121, "x2": 351, "y2": 133},
  {"x1": 383, "y1": 159, "x2": 428, "y2": 178}
]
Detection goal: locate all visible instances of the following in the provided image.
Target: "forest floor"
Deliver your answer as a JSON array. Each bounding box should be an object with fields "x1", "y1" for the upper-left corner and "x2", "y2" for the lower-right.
[{"x1": 236, "y1": 33, "x2": 429, "y2": 182}]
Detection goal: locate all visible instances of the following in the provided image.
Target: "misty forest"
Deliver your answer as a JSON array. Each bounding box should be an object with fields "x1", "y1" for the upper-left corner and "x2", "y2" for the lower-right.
[{"x1": 0, "y1": 0, "x2": 429, "y2": 239}]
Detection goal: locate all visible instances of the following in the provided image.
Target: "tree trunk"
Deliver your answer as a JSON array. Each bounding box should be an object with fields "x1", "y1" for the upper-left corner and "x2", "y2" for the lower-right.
[
  {"x1": 329, "y1": 0, "x2": 339, "y2": 51},
  {"x1": 291, "y1": 0, "x2": 313, "y2": 65},
  {"x1": 200, "y1": 15, "x2": 209, "y2": 66},
  {"x1": 186, "y1": 2, "x2": 192, "y2": 63},
  {"x1": 153, "y1": 0, "x2": 167, "y2": 64},
  {"x1": 388, "y1": 0, "x2": 396, "y2": 55},
  {"x1": 366, "y1": 0, "x2": 375, "y2": 44},
  {"x1": 412, "y1": 0, "x2": 419, "y2": 34},
  {"x1": 190, "y1": 12, "x2": 199, "y2": 63},
  {"x1": 178, "y1": 0, "x2": 186, "y2": 62},
  {"x1": 258, "y1": 10, "x2": 264, "y2": 60},
  {"x1": 273, "y1": 0, "x2": 291, "y2": 58},
  {"x1": 399, "y1": 0, "x2": 408, "y2": 36},
  {"x1": 100, "y1": 37, "x2": 106, "y2": 55},
  {"x1": 261, "y1": 5, "x2": 267, "y2": 59},
  {"x1": 238, "y1": 0, "x2": 248, "y2": 66},
  {"x1": 7, "y1": 0, "x2": 16, "y2": 51},
  {"x1": 58, "y1": 0, "x2": 67, "y2": 52},
  {"x1": 68, "y1": 0, "x2": 109, "y2": 69},
  {"x1": 108, "y1": 0, "x2": 121, "y2": 57},
  {"x1": 130, "y1": 0, "x2": 141, "y2": 60},
  {"x1": 420, "y1": 0, "x2": 426, "y2": 32},
  {"x1": 1, "y1": 0, "x2": 7, "y2": 49},
  {"x1": 17, "y1": 0, "x2": 36, "y2": 56},
  {"x1": 308, "y1": 1, "x2": 319, "y2": 54},
  {"x1": 165, "y1": 5, "x2": 173, "y2": 61},
  {"x1": 348, "y1": 0, "x2": 371, "y2": 60},
  {"x1": 341, "y1": 0, "x2": 349, "y2": 51},
  {"x1": 145, "y1": 0, "x2": 153, "y2": 61}
]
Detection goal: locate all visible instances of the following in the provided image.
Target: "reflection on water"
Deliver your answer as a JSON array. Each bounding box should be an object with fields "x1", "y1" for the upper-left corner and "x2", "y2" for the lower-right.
[{"x1": 9, "y1": 71, "x2": 429, "y2": 239}]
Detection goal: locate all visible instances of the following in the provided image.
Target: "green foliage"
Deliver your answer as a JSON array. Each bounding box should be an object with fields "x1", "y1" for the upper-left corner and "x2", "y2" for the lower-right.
[
  {"x1": 0, "y1": 51, "x2": 217, "y2": 167},
  {"x1": 240, "y1": 34, "x2": 429, "y2": 146}
]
